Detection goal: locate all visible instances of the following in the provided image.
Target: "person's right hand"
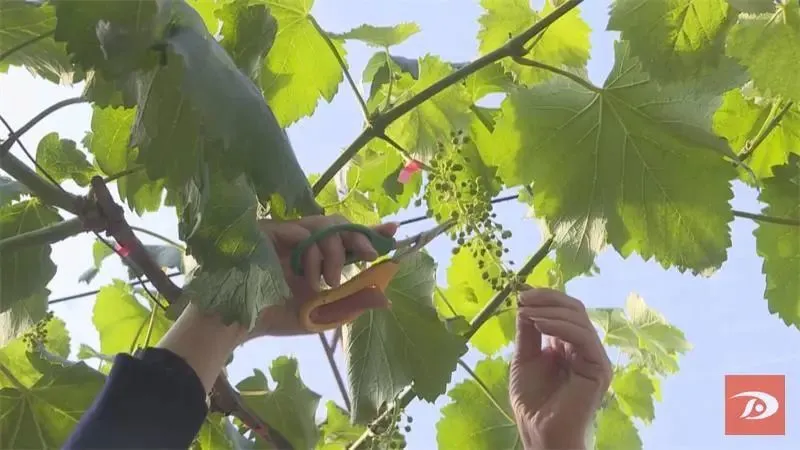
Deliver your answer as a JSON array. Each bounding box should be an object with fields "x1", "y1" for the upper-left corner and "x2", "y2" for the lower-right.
[
  {"x1": 246, "y1": 215, "x2": 398, "y2": 338},
  {"x1": 510, "y1": 288, "x2": 612, "y2": 450}
]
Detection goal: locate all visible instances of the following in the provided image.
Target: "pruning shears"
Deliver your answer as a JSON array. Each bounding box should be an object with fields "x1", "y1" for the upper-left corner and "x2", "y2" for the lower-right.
[{"x1": 290, "y1": 220, "x2": 456, "y2": 332}]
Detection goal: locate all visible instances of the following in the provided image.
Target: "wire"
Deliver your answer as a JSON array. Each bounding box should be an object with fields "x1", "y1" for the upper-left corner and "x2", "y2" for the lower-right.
[{"x1": 48, "y1": 271, "x2": 184, "y2": 305}]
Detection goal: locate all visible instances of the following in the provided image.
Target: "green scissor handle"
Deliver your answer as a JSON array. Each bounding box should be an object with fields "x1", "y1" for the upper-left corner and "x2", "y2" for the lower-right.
[{"x1": 290, "y1": 223, "x2": 397, "y2": 276}]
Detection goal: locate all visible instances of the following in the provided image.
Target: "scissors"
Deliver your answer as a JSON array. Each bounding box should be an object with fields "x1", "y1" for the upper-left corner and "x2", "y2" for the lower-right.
[{"x1": 290, "y1": 219, "x2": 455, "y2": 332}]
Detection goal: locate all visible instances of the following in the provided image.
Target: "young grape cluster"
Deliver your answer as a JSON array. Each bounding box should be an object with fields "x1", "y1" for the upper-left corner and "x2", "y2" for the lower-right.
[
  {"x1": 21, "y1": 310, "x2": 55, "y2": 351},
  {"x1": 421, "y1": 130, "x2": 521, "y2": 300}
]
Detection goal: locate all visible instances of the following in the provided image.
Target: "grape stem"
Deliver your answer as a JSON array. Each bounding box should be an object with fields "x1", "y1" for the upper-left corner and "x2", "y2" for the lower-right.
[{"x1": 457, "y1": 359, "x2": 515, "y2": 424}]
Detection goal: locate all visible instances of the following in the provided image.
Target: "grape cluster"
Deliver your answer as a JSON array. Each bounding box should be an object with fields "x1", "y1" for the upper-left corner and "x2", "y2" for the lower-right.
[{"x1": 21, "y1": 310, "x2": 55, "y2": 351}]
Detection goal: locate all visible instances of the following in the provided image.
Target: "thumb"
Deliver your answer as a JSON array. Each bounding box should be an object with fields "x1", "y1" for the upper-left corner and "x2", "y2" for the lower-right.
[
  {"x1": 373, "y1": 222, "x2": 399, "y2": 237},
  {"x1": 514, "y1": 307, "x2": 542, "y2": 363}
]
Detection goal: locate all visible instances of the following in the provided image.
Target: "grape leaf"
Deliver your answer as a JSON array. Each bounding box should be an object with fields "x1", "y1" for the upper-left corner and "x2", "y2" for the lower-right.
[
  {"x1": 590, "y1": 294, "x2": 691, "y2": 375},
  {"x1": 333, "y1": 23, "x2": 420, "y2": 47},
  {"x1": 0, "y1": 0, "x2": 75, "y2": 83},
  {"x1": 379, "y1": 55, "x2": 472, "y2": 159},
  {"x1": 436, "y1": 357, "x2": 519, "y2": 450},
  {"x1": 714, "y1": 90, "x2": 800, "y2": 180},
  {"x1": 607, "y1": 0, "x2": 735, "y2": 83},
  {"x1": 53, "y1": 0, "x2": 163, "y2": 79},
  {"x1": 194, "y1": 413, "x2": 237, "y2": 450},
  {"x1": 0, "y1": 289, "x2": 48, "y2": 347},
  {"x1": 477, "y1": 0, "x2": 590, "y2": 86},
  {"x1": 237, "y1": 356, "x2": 321, "y2": 450},
  {"x1": 344, "y1": 252, "x2": 467, "y2": 423},
  {"x1": 0, "y1": 356, "x2": 104, "y2": 449},
  {"x1": 362, "y1": 51, "x2": 419, "y2": 101},
  {"x1": 132, "y1": 9, "x2": 318, "y2": 215},
  {"x1": 436, "y1": 237, "x2": 562, "y2": 355},
  {"x1": 0, "y1": 200, "x2": 61, "y2": 314},
  {"x1": 261, "y1": 0, "x2": 345, "y2": 126},
  {"x1": 726, "y1": 1, "x2": 800, "y2": 102},
  {"x1": 595, "y1": 396, "x2": 642, "y2": 450},
  {"x1": 35, "y1": 132, "x2": 97, "y2": 187},
  {"x1": 754, "y1": 155, "x2": 800, "y2": 327},
  {"x1": 83, "y1": 106, "x2": 164, "y2": 215},
  {"x1": 456, "y1": 62, "x2": 515, "y2": 103},
  {"x1": 346, "y1": 143, "x2": 422, "y2": 217},
  {"x1": 318, "y1": 401, "x2": 370, "y2": 450},
  {"x1": 93, "y1": 280, "x2": 172, "y2": 356},
  {"x1": 217, "y1": 0, "x2": 276, "y2": 82},
  {"x1": 0, "y1": 175, "x2": 29, "y2": 207},
  {"x1": 0, "y1": 316, "x2": 70, "y2": 389},
  {"x1": 187, "y1": 0, "x2": 223, "y2": 33},
  {"x1": 611, "y1": 365, "x2": 656, "y2": 423},
  {"x1": 491, "y1": 40, "x2": 737, "y2": 275},
  {"x1": 727, "y1": 0, "x2": 776, "y2": 13},
  {"x1": 312, "y1": 174, "x2": 380, "y2": 225},
  {"x1": 178, "y1": 170, "x2": 290, "y2": 329}
]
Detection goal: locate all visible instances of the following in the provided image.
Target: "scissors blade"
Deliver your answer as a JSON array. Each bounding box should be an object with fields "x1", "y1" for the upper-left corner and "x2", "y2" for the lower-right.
[{"x1": 392, "y1": 219, "x2": 456, "y2": 259}]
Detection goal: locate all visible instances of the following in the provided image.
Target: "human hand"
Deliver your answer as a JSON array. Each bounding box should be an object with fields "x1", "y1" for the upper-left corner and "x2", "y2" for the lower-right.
[
  {"x1": 509, "y1": 288, "x2": 612, "y2": 450},
  {"x1": 247, "y1": 215, "x2": 398, "y2": 338}
]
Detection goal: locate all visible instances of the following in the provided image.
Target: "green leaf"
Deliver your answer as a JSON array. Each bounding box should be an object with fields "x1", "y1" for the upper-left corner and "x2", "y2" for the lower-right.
[
  {"x1": 312, "y1": 174, "x2": 380, "y2": 225},
  {"x1": 217, "y1": 0, "x2": 276, "y2": 82},
  {"x1": 713, "y1": 90, "x2": 800, "y2": 180},
  {"x1": 0, "y1": 357, "x2": 105, "y2": 449},
  {"x1": 0, "y1": 289, "x2": 48, "y2": 347},
  {"x1": 0, "y1": 175, "x2": 29, "y2": 207},
  {"x1": 491, "y1": 40, "x2": 737, "y2": 275},
  {"x1": 194, "y1": 413, "x2": 237, "y2": 450},
  {"x1": 93, "y1": 280, "x2": 172, "y2": 355},
  {"x1": 344, "y1": 252, "x2": 467, "y2": 422},
  {"x1": 0, "y1": 316, "x2": 70, "y2": 388},
  {"x1": 458, "y1": 62, "x2": 515, "y2": 103},
  {"x1": 477, "y1": 0, "x2": 590, "y2": 86},
  {"x1": 754, "y1": 155, "x2": 800, "y2": 327},
  {"x1": 595, "y1": 396, "x2": 642, "y2": 450},
  {"x1": 132, "y1": 12, "x2": 318, "y2": 214},
  {"x1": 362, "y1": 52, "x2": 419, "y2": 100},
  {"x1": 607, "y1": 0, "x2": 736, "y2": 83},
  {"x1": 591, "y1": 294, "x2": 691, "y2": 374},
  {"x1": 727, "y1": 0, "x2": 776, "y2": 13},
  {"x1": 187, "y1": 0, "x2": 223, "y2": 34},
  {"x1": 346, "y1": 143, "x2": 422, "y2": 217},
  {"x1": 35, "y1": 132, "x2": 97, "y2": 187},
  {"x1": 238, "y1": 356, "x2": 321, "y2": 450},
  {"x1": 436, "y1": 357, "x2": 519, "y2": 450},
  {"x1": 726, "y1": 1, "x2": 800, "y2": 102},
  {"x1": 0, "y1": 200, "x2": 61, "y2": 314},
  {"x1": 178, "y1": 171, "x2": 290, "y2": 329},
  {"x1": 380, "y1": 55, "x2": 472, "y2": 159},
  {"x1": 84, "y1": 106, "x2": 164, "y2": 215},
  {"x1": 318, "y1": 401, "x2": 366, "y2": 450},
  {"x1": 333, "y1": 23, "x2": 420, "y2": 47},
  {"x1": 611, "y1": 365, "x2": 656, "y2": 423},
  {"x1": 0, "y1": 0, "x2": 75, "y2": 83},
  {"x1": 262, "y1": 0, "x2": 344, "y2": 126}
]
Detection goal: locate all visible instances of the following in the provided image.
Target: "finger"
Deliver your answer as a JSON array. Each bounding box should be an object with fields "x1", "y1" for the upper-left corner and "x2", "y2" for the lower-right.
[
  {"x1": 518, "y1": 288, "x2": 586, "y2": 313},
  {"x1": 522, "y1": 306, "x2": 593, "y2": 330},
  {"x1": 341, "y1": 231, "x2": 379, "y2": 261},
  {"x1": 318, "y1": 232, "x2": 346, "y2": 288},
  {"x1": 303, "y1": 242, "x2": 323, "y2": 292},
  {"x1": 514, "y1": 308, "x2": 542, "y2": 362},
  {"x1": 266, "y1": 222, "x2": 311, "y2": 252},
  {"x1": 373, "y1": 222, "x2": 399, "y2": 237},
  {"x1": 528, "y1": 316, "x2": 606, "y2": 367}
]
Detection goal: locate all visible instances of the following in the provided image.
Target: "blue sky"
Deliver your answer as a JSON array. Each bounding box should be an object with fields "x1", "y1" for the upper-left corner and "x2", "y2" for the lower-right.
[{"x1": 1, "y1": 0, "x2": 798, "y2": 448}]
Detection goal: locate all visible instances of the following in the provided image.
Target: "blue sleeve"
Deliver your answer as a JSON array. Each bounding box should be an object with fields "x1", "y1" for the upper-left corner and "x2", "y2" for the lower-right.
[{"x1": 63, "y1": 347, "x2": 208, "y2": 449}]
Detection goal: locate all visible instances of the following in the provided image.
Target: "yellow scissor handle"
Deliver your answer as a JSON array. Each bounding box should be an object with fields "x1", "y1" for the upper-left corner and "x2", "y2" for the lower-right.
[{"x1": 299, "y1": 259, "x2": 400, "y2": 332}]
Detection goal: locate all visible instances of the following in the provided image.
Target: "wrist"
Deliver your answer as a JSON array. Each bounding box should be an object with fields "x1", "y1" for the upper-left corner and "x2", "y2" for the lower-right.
[{"x1": 156, "y1": 303, "x2": 248, "y2": 393}]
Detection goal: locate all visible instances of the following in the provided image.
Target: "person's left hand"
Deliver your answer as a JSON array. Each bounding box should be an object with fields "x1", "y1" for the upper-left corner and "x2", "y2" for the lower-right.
[{"x1": 246, "y1": 215, "x2": 398, "y2": 338}]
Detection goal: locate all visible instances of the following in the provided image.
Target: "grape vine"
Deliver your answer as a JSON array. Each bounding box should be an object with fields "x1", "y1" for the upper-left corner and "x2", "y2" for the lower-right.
[{"x1": 1, "y1": 0, "x2": 799, "y2": 449}]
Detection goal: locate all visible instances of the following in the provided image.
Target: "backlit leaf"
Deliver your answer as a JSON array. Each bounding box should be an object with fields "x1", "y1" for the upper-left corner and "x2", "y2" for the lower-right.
[
  {"x1": 0, "y1": 175, "x2": 29, "y2": 207},
  {"x1": 238, "y1": 356, "x2": 321, "y2": 450},
  {"x1": 35, "y1": 132, "x2": 97, "y2": 187},
  {"x1": 611, "y1": 365, "x2": 656, "y2": 423},
  {"x1": 217, "y1": 0, "x2": 276, "y2": 82},
  {"x1": 608, "y1": 0, "x2": 735, "y2": 83},
  {"x1": 754, "y1": 155, "x2": 800, "y2": 327},
  {"x1": 0, "y1": 0, "x2": 75, "y2": 83},
  {"x1": 262, "y1": 0, "x2": 345, "y2": 126},
  {"x1": 726, "y1": 1, "x2": 800, "y2": 102},
  {"x1": 346, "y1": 142, "x2": 422, "y2": 217},
  {"x1": 194, "y1": 413, "x2": 237, "y2": 450},
  {"x1": 93, "y1": 280, "x2": 172, "y2": 356},
  {"x1": 713, "y1": 90, "x2": 800, "y2": 180},
  {"x1": 0, "y1": 316, "x2": 70, "y2": 389},
  {"x1": 312, "y1": 174, "x2": 380, "y2": 225},
  {"x1": 344, "y1": 252, "x2": 467, "y2": 423},
  {"x1": 333, "y1": 23, "x2": 420, "y2": 47},
  {"x1": 0, "y1": 355, "x2": 104, "y2": 449},
  {"x1": 0, "y1": 200, "x2": 61, "y2": 314},
  {"x1": 477, "y1": 0, "x2": 590, "y2": 86},
  {"x1": 491, "y1": 40, "x2": 736, "y2": 275},
  {"x1": 187, "y1": 0, "x2": 223, "y2": 33},
  {"x1": 436, "y1": 357, "x2": 519, "y2": 450},
  {"x1": 727, "y1": 0, "x2": 776, "y2": 13},
  {"x1": 595, "y1": 396, "x2": 642, "y2": 450},
  {"x1": 0, "y1": 289, "x2": 48, "y2": 347}
]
